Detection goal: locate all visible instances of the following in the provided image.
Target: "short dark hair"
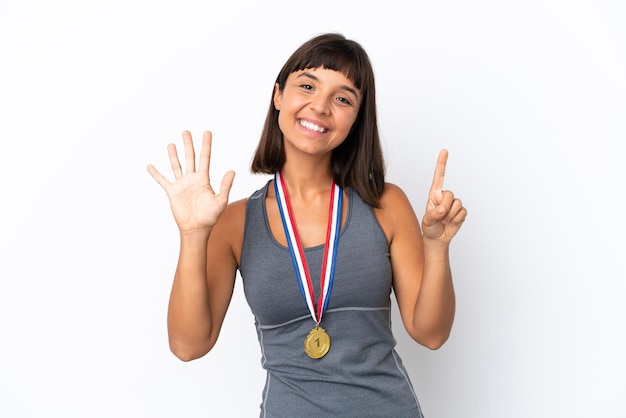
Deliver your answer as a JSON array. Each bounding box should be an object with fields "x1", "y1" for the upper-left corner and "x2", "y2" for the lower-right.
[{"x1": 250, "y1": 33, "x2": 385, "y2": 207}]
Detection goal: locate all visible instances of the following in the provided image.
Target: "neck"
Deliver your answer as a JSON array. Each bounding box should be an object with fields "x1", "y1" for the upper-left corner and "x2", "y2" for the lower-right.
[{"x1": 279, "y1": 159, "x2": 334, "y2": 200}]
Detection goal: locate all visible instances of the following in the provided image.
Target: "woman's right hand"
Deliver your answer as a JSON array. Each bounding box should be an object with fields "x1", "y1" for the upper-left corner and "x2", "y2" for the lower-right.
[{"x1": 147, "y1": 130, "x2": 235, "y2": 235}]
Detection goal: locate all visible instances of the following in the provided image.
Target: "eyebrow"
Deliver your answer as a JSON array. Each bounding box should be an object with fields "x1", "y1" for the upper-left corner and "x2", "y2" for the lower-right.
[{"x1": 297, "y1": 72, "x2": 359, "y2": 101}]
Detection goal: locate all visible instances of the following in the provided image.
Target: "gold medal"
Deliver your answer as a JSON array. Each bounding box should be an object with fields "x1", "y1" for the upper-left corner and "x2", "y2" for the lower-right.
[{"x1": 304, "y1": 326, "x2": 331, "y2": 359}]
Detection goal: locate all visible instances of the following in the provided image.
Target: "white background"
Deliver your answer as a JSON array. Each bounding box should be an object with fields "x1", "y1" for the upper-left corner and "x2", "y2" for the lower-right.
[{"x1": 1, "y1": 0, "x2": 625, "y2": 417}]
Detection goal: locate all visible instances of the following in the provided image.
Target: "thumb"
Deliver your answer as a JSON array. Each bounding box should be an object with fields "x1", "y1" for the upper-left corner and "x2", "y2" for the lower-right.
[
  {"x1": 218, "y1": 170, "x2": 236, "y2": 199},
  {"x1": 422, "y1": 205, "x2": 447, "y2": 228}
]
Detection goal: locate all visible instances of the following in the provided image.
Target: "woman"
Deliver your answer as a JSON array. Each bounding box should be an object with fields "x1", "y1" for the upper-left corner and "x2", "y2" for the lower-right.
[{"x1": 147, "y1": 33, "x2": 466, "y2": 417}]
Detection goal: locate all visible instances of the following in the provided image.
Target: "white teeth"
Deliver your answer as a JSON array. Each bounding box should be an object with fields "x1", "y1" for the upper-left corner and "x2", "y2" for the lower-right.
[{"x1": 299, "y1": 120, "x2": 327, "y2": 133}]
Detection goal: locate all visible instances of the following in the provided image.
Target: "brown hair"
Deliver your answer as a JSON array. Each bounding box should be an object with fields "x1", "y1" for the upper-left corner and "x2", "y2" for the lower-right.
[{"x1": 250, "y1": 33, "x2": 385, "y2": 207}]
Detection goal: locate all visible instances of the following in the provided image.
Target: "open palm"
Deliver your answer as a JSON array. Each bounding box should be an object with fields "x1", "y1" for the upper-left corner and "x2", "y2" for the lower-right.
[{"x1": 147, "y1": 130, "x2": 235, "y2": 234}]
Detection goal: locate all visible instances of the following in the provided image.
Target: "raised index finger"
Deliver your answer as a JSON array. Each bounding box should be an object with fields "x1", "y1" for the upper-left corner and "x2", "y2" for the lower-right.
[{"x1": 430, "y1": 149, "x2": 449, "y2": 192}]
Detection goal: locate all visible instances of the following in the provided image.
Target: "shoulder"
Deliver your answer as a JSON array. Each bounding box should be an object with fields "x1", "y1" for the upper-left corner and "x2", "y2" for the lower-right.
[
  {"x1": 373, "y1": 182, "x2": 420, "y2": 243},
  {"x1": 378, "y1": 182, "x2": 415, "y2": 213},
  {"x1": 218, "y1": 198, "x2": 248, "y2": 232}
]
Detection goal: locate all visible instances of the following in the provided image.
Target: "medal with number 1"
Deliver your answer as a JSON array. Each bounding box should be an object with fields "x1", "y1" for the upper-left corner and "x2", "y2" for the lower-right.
[{"x1": 274, "y1": 172, "x2": 342, "y2": 359}]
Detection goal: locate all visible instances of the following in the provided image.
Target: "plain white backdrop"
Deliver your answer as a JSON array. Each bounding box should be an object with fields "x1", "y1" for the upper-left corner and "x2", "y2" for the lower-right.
[{"x1": 1, "y1": 0, "x2": 625, "y2": 417}]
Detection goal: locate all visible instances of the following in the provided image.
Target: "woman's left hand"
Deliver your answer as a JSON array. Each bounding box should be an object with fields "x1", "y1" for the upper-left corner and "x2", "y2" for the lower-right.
[{"x1": 421, "y1": 149, "x2": 467, "y2": 245}]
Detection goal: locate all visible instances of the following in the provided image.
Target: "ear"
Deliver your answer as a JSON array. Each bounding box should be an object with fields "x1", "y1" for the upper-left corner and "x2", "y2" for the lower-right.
[{"x1": 273, "y1": 83, "x2": 282, "y2": 110}]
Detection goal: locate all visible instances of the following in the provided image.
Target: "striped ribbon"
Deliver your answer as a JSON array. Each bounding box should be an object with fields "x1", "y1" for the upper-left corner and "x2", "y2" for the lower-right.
[{"x1": 274, "y1": 171, "x2": 343, "y2": 324}]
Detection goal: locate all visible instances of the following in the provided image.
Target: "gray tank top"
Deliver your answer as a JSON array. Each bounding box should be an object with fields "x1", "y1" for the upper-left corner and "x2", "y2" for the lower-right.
[{"x1": 239, "y1": 181, "x2": 423, "y2": 417}]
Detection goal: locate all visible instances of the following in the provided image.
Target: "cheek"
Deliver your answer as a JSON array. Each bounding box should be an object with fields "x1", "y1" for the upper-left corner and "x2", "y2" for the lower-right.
[
  {"x1": 341, "y1": 114, "x2": 359, "y2": 133},
  {"x1": 276, "y1": 109, "x2": 291, "y2": 136}
]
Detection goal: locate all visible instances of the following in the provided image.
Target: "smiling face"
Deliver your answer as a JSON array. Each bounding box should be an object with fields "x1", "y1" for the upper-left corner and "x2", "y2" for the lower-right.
[{"x1": 273, "y1": 67, "x2": 361, "y2": 160}]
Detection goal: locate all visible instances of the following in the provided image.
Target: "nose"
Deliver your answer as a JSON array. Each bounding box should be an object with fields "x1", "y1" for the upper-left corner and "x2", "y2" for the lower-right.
[{"x1": 310, "y1": 94, "x2": 331, "y2": 115}]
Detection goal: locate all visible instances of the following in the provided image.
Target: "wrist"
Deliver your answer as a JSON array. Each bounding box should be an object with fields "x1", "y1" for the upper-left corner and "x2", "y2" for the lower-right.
[
  {"x1": 422, "y1": 236, "x2": 450, "y2": 256},
  {"x1": 179, "y1": 227, "x2": 212, "y2": 242}
]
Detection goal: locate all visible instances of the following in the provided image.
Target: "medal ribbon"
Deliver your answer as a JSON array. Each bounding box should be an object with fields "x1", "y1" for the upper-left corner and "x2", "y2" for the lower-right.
[{"x1": 274, "y1": 172, "x2": 343, "y2": 324}]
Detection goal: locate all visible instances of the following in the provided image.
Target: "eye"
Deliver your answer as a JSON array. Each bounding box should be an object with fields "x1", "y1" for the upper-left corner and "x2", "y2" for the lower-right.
[
  {"x1": 336, "y1": 96, "x2": 353, "y2": 106},
  {"x1": 299, "y1": 84, "x2": 314, "y2": 90}
]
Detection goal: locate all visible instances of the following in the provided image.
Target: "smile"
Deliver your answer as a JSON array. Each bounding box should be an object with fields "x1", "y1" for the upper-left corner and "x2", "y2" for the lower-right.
[{"x1": 299, "y1": 119, "x2": 328, "y2": 133}]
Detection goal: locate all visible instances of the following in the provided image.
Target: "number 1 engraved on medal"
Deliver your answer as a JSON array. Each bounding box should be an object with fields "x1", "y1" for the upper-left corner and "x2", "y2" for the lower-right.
[{"x1": 304, "y1": 326, "x2": 331, "y2": 359}]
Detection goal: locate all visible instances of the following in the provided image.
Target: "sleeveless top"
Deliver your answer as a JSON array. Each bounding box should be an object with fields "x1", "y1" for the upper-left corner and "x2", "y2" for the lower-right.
[{"x1": 239, "y1": 181, "x2": 424, "y2": 418}]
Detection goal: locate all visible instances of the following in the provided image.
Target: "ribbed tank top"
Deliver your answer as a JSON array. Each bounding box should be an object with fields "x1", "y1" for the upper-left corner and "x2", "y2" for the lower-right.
[{"x1": 239, "y1": 181, "x2": 423, "y2": 417}]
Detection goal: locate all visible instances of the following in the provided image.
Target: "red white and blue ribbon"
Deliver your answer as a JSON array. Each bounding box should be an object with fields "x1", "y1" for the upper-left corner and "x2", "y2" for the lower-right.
[{"x1": 274, "y1": 172, "x2": 343, "y2": 324}]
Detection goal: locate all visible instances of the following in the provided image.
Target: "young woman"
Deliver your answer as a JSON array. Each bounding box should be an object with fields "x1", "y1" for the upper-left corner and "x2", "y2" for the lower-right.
[{"x1": 147, "y1": 33, "x2": 466, "y2": 417}]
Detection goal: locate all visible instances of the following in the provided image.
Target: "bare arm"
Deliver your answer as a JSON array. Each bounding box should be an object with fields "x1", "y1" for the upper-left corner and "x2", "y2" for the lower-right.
[
  {"x1": 166, "y1": 201, "x2": 244, "y2": 361},
  {"x1": 147, "y1": 130, "x2": 238, "y2": 361},
  {"x1": 379, "y1": 150, "x2": 467, "y2": 350}
]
